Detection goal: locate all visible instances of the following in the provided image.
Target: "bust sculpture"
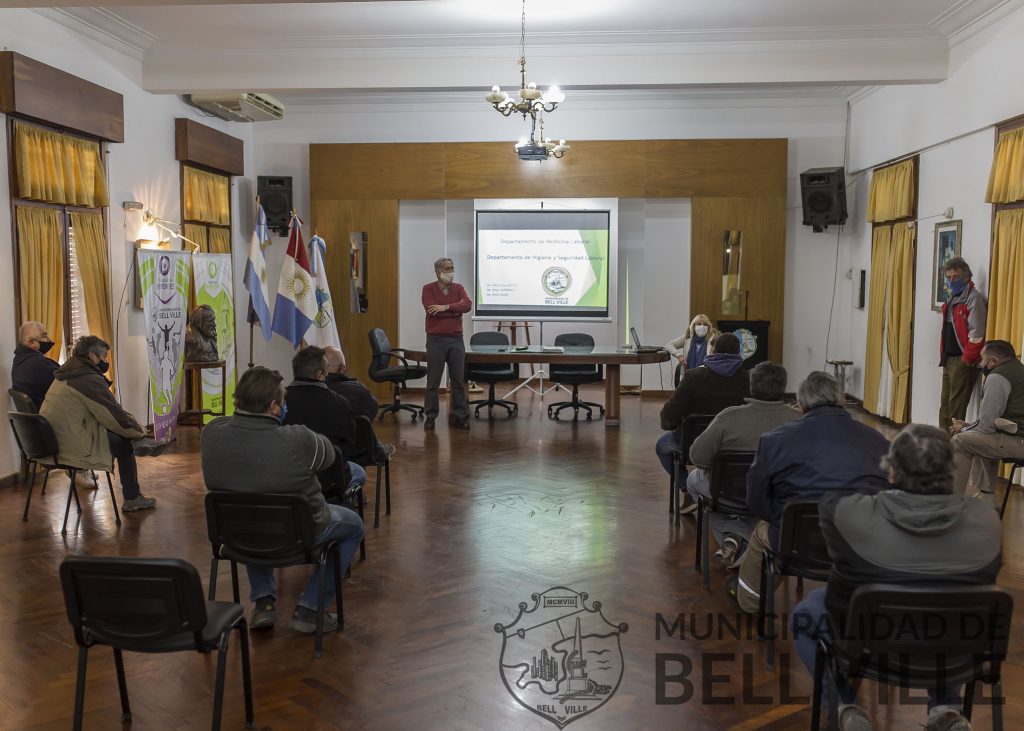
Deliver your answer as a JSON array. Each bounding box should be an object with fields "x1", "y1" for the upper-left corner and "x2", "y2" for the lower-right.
[{"x1": 185, "y1": 304, "x2": 219, "y2": 363}]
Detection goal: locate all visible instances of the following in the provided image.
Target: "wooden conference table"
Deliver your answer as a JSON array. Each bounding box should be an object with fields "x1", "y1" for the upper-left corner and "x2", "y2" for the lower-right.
[{"x1": 401, "y1": 345, "x2": 670, "y2": 427}]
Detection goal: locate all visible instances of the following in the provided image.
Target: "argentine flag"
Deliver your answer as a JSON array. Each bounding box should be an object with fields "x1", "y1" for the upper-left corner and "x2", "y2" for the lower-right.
[
  {"x1": 271, "y1": 214, "x2": 317, "y2": 348},
  {"x1": 305, "y1": 234, "x2": 341, "y2": 349},
  {"x1": 244, "y1": 203, "x2": 273, "y2": 341}
]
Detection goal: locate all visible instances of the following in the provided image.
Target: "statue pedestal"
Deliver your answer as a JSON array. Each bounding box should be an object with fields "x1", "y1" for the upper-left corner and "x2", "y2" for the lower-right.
[{"x1": 180, "y1": 359, "x2": 226, "y2": 429}]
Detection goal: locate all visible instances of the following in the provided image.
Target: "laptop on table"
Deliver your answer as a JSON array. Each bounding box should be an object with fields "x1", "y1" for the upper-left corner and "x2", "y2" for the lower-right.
[{"x1": 629, "y1": 327, "x2": 664, "y2": 354}]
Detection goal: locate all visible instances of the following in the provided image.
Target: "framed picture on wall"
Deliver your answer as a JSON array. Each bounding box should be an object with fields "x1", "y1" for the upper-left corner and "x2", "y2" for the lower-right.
[{"x1": 931, "y1": 220, "x2": 962, "y2": 311}]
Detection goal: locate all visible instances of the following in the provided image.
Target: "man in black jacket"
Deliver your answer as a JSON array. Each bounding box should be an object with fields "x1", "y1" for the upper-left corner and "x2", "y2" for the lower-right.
[
  {"x1": 11, "y1": 321, "x2": 58, "y2": 409},
  {"x1": 729, "y1": 371, "x2": 889, "y2": 614},
  {"x1": 791, "y1": 424, "x2": 1002, "y2": 731},
  {"x1": 324, "y1": 346, "x2": 379, "y2": 420},
  {"x1": 284, "y1": 346, "x2": 366, "y2": 501},
  {"x1": 655, "y1": 332, "x2": 749, "y2": 478}
]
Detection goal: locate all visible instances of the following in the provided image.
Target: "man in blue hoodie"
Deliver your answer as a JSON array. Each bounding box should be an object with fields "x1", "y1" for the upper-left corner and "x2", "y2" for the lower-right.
[
  {"x1": 728, "y1": 371, "x2": 889, "y2": 614},
  {"x1": 655, "y1": 332, "x2": 750, "y2": 479}
]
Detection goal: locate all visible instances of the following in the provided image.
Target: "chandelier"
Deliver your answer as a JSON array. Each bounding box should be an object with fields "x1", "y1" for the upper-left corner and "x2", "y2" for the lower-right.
[
  {"x1": 485, "y1": 0, "x2": 565, "y2": 120},
  {"x1": 514, "y1": 112, "x2": 569, "y2": 162}
]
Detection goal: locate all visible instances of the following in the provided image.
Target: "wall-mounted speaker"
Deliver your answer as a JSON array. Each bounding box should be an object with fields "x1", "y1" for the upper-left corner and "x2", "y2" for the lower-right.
[
  {"x1": 257, "y1": 175, "x2": 292, "y2": 236},
  {"x1": 800, "y1": 167, "x2": 848, "y2": 233}
]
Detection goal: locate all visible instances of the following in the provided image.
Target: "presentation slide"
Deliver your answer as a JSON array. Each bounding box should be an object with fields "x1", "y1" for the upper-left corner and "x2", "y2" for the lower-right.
[{"x1": 475, "y1": 210, "x2": 611, "y2": 320}]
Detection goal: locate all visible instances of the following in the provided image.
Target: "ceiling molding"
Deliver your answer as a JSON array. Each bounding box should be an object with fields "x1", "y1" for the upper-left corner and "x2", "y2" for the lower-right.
[
  {"x1": 32, "y1": 7, "x2": 156, "y2": 60},
  {"x1": 932, "y1": 0, "x2": 1024, "y2": 45}
]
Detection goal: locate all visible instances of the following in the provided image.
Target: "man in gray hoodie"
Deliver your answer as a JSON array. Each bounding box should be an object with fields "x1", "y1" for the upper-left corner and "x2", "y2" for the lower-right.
[{"x1": 791, "y1": 424, "x2": 1002, "y2": 731}]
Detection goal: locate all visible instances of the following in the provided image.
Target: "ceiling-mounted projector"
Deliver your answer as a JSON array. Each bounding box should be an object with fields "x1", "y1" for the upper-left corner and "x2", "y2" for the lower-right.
[{"x1": 515, "y1": 141, "x2": 550, "y2": 162}]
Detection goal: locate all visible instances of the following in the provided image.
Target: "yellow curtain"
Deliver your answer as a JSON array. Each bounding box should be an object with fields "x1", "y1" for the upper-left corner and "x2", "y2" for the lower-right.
[
  {"x1": 208, "y1": 227, "x2": 231, "y2": 254},
  {"x1": 183, "y1": 167, "x2": 230, "y2": 225},
  {"x1": 885, "y1": 224, "x2": 915, "y2": 423},
  {"x1": 70, "y1": 212, "x2": 115, "y2": 385},
  {"x1": 16, "y1": 206, "x2": 64, "y2": 362},
  {"x1": 184, "y1": 224, "x2": 209, "y2": 253},
  {"x1": 985, "y1": 128, "x2": 1024, "y2": 204},
  {"x1": 987, "y1": 208, "x2": 1024, "y2": 355},
  {"x1": 866, "y1": 159, "x2": 915, "y2": 222},
  {"x1": 14, "y1": 124, "x2": 108, "y2": 208},
  {"x1": 863, "y1": 225, "x2": 892, "y2": 414}
]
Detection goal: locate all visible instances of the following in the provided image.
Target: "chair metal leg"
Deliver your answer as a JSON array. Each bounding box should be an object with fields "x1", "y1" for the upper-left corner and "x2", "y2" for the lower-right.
[
  {"x1": 62, "y1": 470, "x2": 79, "y2": 535},
  {"x1": 314, "y1": 550, "x2": 328, "y2": 658},
  {"x1": 208, "y1": 557, "x2": 219, "y2": 601},
  {"x1": 357, "y1": 490, "x2": 367, "y2": 561},
  {"x1": 701, "y1": 507, "x2": 711, "y2": 590},
  {"x1": 373, "y1": 462, "x2": 383, "y2": 529},
  {"x1": 237, "y1": 620, "x2": 256, "y2": 728},
  {"x1": 674, "y1": 458, "x2": 682, "y2": 527},
  {"x1": 669, "y1": 465, "x2": 675, "y2": 514},
  {"x1": 693, "y1": 500, "x2": 704, "y2": 571},
  {"x1": 113, "y1": 648, "x2": 132, "y2": 721},
  {"x1": 334, "y1": 545, "x2": 345, "y2": 631},
  {"x1": 21, "y1": 462, "x2": 37, "y2": 521},
  {"x1": 40, "y1": 465, "x2": 49, "y2": 496},
  {"x1": 73, "y1": 646, "x2": 88, "y2": 731},
  {"x1": 810, "y1": 643, "x2": 824, "y2": 731},
  {"x1": 763, "y1": 554, "x2": 776, "y2": 670},
  {"x1": 796, "y1": 576, "x2": 804, "y2": 595},
  {"x1": 999, "y1": 465, "x2": 1018, "y2": 519},
  {"x1": 230, "y1": 561, "x2": 240, "y2": 604},
  {"x1": 384, "y1": 459, "x2": 392, "y2": 516},
  {"x1": 992, "y1": 679, "x2": 1003, "y2": 731},
  {"x1": 212, "y1": 631, "x2": 230, "y2": 731},
  {"x1": 827, "y1": 670, "x2": 839, "y2": 731},
  {"x1": 962, "y1": 680, "x2": 976, "y2": 721},
  {"x1": 106, "y1": 472, "x2": 121, "y2": 526}
]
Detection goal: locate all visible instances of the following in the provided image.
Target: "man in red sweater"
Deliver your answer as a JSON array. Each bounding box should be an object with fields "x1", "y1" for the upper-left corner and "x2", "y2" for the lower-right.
[{"x1": 422, "y1": 257, "x2": 473, "y2": 430}]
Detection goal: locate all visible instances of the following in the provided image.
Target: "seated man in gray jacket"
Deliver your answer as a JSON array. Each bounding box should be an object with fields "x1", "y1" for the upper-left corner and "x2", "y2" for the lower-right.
[
  {"x1": 685, "y1": 361, "x2": 800, "y2": 566},
  {"x1": 201, "y1": 366, "x2": 365, "y2": 634},
  {"x1": 791, "y1": 424, "x2": 1002, "y2": 731}
]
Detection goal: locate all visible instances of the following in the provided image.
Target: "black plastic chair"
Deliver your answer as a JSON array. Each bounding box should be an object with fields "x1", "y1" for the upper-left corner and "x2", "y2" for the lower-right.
[
  {"x1": 547, "y1": 333, "x2": 604, "y2": 421},
  {"x1": 367, "y1": 327, "x2": 427, "y2": 421},
  {"x1": 9, "y1": 387, "x2": 38, "y2": 485},
  {"x1": 812, "y1": 584, "x2": 1013, "y2": 731},
  {"x1": 694, "y1": 450, "x2": 756, "y2": 590},
  {"x1": 204, "y1": 492, "x2": 344, "y2": 658},
  {"x1": 8, "y1": 412, "x2": 120, "y2": 534},
  {"x1": 758, "y1": 500, "x2": 832, "y2": 670},
  {"x1": 467, "y1": 331, "x2": 519, "y2": 418},
  {"x1": 59, "y1": 556, "x2": 254, "y2": 731},
  {"x1": 671, "y1": 413, "x2": 716, "y2": 525},
  {"x1": 998, "y1": 458, "x2": 1024, "y2": 520},
  {"x1": 350, "y1": 415, "x2": 392, "y2": 529}
]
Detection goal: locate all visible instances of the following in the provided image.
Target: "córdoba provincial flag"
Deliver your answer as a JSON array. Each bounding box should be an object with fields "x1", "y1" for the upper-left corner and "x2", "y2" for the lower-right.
[
  {"x1": 244, "y1": 202, "x2": 273, "y2": 341},
  {"x1": 305, "y1": 234, "x2": 341, "y2": 349},
  {"x1": 271, "y1": 214, "x2": 317, "y2": 348}
]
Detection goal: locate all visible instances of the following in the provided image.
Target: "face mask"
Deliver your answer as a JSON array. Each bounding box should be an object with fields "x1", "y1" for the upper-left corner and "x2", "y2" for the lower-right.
[
  {"x1": 694, "y1": 325, "x2": 709, "y2": 338},
  {"x1": 38, "y1": 340, "x2": 54, "y2": 355},
  {"x1": 439, "y1": 271, "x2": 454, "y2": 284},
  {"x1": 947, "y1": 277, "x2": 967, "y2": 296},
  {"x1": 96, "y1": 359, "x2": 110, "y2": 374},
  {"x1": 277, "y1": 403, "x2": 288, "y2": 424}
]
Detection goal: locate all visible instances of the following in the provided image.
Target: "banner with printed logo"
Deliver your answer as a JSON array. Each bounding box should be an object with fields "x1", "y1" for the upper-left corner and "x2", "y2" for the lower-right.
[
  {"x1": 139, "y1": 249, "x2": 190, "y2": 442},
  {"x1": 193, "y1": 253, "x2": 236, "y2": 424}
]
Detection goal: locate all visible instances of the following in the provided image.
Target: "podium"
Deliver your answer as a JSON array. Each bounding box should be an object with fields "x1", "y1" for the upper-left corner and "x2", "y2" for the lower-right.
[{"x1": 717, "y1": 320, "x2": 770, "y2": 369}]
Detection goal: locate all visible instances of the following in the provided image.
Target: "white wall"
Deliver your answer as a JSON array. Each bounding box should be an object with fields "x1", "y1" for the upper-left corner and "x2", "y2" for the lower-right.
[
  {"x1": 0, "y1": 9, "x2": 254, "y2": 480},
  {"x1": 841, "y1": 5, "x2": 1024, "y2": 424}
]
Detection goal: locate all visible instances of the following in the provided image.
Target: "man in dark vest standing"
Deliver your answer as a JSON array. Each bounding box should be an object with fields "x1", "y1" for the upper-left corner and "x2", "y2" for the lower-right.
[{"x1": 951, "y1": 339, "x2": 1024, "y2": 507}]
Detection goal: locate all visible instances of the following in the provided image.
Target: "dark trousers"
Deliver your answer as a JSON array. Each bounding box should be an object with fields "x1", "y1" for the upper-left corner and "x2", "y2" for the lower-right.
[
  {"x1": 107, "y1": 432, "x2": 140, "y2": 500},
  {"x1": 425, "y1": 334, "x2": 468, "y2": 421},
  {"x1": 939, "y1": 356, "x2": 979, "y2": 430}
]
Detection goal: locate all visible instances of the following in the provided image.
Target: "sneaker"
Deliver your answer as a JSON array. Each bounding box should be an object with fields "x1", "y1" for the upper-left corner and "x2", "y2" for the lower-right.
[
  {"x1": 289, "y1": 606, "x2": 339, "y2": 634},
  {"x1": 122, "y1": 495, "x2": 157, "y2": 512},
  {"x1": 714, "y1": 537, "x2": 741, "y2": 566},
  {"x1": 454, "y1": 419, "x2": 471, "y2": 430},
  {"x1": 925, "y1": 708, "x2": 972, "y2": 731},
  {"x1": 837, "y1": 704, "x2": 874, "y2": 731},
  {"x1": 132, "y1": 438, "x2": 167, "y2": 458},
  {"x1": 677, "y1": 492, "x2": 698, "y2": 515},
  {"x1": 424, "y1": 417, "x2": 436, "y2": 431},
  {"x1": 249, "y1": 598, "x2": 276, "y2": 630},
  {"x1": 72, "y1": 471, "x2": 98, "y2": 490}
]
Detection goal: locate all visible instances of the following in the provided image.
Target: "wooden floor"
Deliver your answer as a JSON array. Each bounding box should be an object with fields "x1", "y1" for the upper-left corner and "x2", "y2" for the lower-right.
[{"x1": 1, "y1": 388, "x2": 1022, "y2": 731}]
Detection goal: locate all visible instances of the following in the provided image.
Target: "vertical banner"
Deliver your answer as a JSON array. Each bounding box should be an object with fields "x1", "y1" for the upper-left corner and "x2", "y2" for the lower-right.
[
  {"x1": 139, "y1": 250, "x2": 190, "y2": 442},
  {"x1": 193, "y1": 253, "x2": 237, "y2": 424}
]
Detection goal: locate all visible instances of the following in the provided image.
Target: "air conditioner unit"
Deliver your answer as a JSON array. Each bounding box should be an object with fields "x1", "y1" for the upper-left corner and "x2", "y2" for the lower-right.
[{"x1": 187, "y1": 93, "x2": 285, "y2": 122}]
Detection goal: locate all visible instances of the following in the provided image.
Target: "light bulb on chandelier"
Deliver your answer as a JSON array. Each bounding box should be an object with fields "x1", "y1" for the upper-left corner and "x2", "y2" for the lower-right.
[{"x1": 486, "y1": 0, "x2": 565, "y2": 121}]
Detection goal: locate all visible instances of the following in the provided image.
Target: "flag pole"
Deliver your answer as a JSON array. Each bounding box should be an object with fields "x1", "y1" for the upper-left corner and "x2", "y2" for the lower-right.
[{"x1": 247, "y1": 296, "x2": 255, "y2": 368}]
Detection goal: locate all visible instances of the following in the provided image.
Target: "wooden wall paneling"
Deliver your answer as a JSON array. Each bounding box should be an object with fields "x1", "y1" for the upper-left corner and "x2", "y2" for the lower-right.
[
  {"x1": 442, "y1": 141, "x2": 646, "y2": 199},
  {"x1": 174, "y1": 118, "x2": 244, "y2": 176},
  {"x1": 311, "y1": 198, "x2": 399, "y2": 400},
  {"x1": 0, "y1": 52, "x2": 124, "y2": 142},
  {"x1": 644, "y1": 139, "x2": 788, "y2": 198},
  {"x1": 690, "y1": 197, "x2": 787, "y2": 362},
  {"x1": 310, "y1": 144, "x2": 445, "y2": 201}
]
